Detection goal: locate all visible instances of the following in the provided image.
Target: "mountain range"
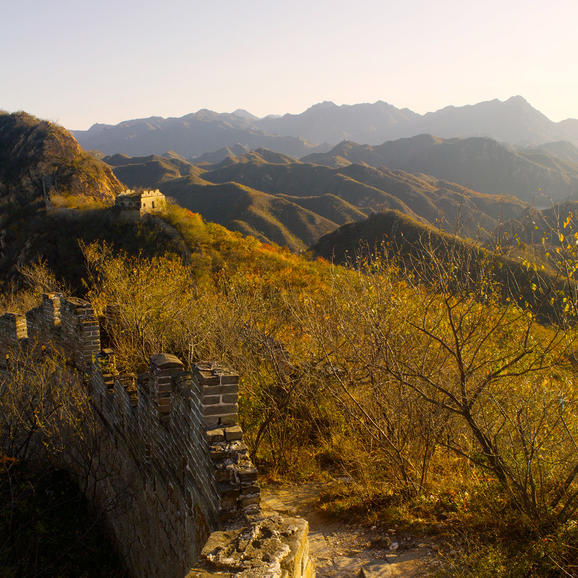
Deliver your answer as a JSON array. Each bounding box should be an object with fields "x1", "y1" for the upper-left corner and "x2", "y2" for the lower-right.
[
  {"x1": 74, "y1": 111, "x2": 324, "y2": 159},
  {"x1": 74, "y1": 96, "x2": 578, "y2": 160},
  {"x1": 105, "y1": 149, "x2": 527, "y2": 251}
]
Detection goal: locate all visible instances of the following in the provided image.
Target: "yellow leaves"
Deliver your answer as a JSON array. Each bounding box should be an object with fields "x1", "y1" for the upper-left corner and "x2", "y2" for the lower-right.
[
  {"x1": 0, "y1": 454, "x2": 17, "y2": 472},
  {"x1": 559, "y1": 233, "x2": 565, "y2": 243}
]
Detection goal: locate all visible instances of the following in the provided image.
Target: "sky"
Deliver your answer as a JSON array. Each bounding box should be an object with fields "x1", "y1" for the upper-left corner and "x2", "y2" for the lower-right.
[{"x1": 1, "y1": 0, "x2": 577, "y2": 130}]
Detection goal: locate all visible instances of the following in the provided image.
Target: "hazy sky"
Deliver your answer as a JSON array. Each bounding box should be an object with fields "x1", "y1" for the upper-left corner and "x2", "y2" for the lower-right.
[{"x1": 2, "y1": 0, "x2": 576, "y2": 130}]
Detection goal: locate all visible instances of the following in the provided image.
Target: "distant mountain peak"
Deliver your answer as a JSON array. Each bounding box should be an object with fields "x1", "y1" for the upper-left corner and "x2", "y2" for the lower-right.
[
  {"x1": 232, "y1": 109, "x2": 257, "y2": 120},
  {"x1": 506, "y1": 95, "x2": 529, "y2": 104},
  {"x1": 308, "y1": 101, "x2": 338, "y2": 110},
  {"x1": 332, "y1": 140, "x2": 363, "y2": 153}
]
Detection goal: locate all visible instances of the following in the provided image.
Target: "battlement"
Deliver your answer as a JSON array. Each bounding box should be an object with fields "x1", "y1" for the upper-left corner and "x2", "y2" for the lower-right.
[{"x1": 0, "y1": 294, "x2": 313, "y2": 577}]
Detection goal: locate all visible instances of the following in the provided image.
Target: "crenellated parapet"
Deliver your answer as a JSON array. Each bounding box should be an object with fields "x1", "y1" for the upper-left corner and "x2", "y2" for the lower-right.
[
  {"x1": 0, "y1": 294, "x2": 313, "y2": 577},
  {"x1": 1, "y1": 293, "x2": 99, "y2": 369}
]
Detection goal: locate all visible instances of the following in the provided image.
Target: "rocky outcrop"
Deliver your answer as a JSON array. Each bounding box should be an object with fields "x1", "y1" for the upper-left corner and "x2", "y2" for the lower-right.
[
  {"x1": 0, "y1": 111, "x2": 123, "y2": 212},
  {"x1": 189, "y1": 515, "x2": 314, "y2": 578}
]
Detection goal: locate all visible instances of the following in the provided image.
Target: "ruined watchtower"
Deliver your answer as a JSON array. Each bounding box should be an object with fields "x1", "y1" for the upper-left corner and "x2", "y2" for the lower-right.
[{"x1": 115, "y1": 189, "x2": 166, "y2": 216}]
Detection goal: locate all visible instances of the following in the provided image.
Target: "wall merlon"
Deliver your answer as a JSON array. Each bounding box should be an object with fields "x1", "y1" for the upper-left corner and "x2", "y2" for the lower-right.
[
  {"x1": 0, "y1": 313, "x2": 28, "y2": 353},
  {"x1": 41, "y1": 292, "x2": 62, "y2": 328}
]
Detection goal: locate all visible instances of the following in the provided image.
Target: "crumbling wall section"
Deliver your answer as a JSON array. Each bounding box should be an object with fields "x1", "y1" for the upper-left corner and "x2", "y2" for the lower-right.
[{"x1": 0, "y1": 294, "x2": 313, "y2": 578}]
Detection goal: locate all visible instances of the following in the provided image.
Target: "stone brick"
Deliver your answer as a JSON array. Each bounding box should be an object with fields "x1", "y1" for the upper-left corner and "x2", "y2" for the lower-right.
[
  {"x1": 219, "y1": 374, "x2": 239, "y2": 386},
  {"x1": 198, "y1": 373, "x2": 220, "y2": 386},
  {"x1": 239, "y1": 493, "x2": 260, "y2": 508},
  {"x1": 238, "y1": 467, "x2": 258, "y2": 483},
  {"x1": 219, "y1": 414, "x2": 238, "y2": 427},
  {"x1": 221, "y1": 393, "x2": 238, "y2": 404},
  {"x1": 203, "y1": 415, "x2": 221, "y2": 428},
  {"x1": 201, "y1": 384, "x2": 239, "y2": 396},
  {"x1": 202, "y1": 403, "x2": 238, "y2": 416},
  {"x1": 206, "y1": 428, "x2": 225, "y2": 443},
  {"x1": 202, "y1": 395, "x2": 221, "y2": 405},
  {"x1": 224, "y1": 426, "x2": 243, "y2": 442}
]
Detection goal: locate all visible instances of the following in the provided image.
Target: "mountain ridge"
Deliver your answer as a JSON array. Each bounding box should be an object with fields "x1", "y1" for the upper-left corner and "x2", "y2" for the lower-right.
[
  {"x1": 303, "y1": 134, "x2": 578, "y2": 203},
  {"x1": 73, "y1": 96, "x2": 578, "y2": 159}
]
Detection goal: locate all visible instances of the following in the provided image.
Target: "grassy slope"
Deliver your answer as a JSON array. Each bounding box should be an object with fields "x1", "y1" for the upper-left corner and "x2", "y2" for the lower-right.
[
  {"x1": 104, "y1": 153, "x2": 205, "y2": 187},
  {"x1": 164, "y1": 180, "x2": 337, "y2": 251}
]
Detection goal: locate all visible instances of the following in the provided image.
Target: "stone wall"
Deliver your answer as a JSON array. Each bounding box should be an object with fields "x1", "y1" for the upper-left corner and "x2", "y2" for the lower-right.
[{"x1": 0, "y1": 294, "x2": 314, "y2": 578}]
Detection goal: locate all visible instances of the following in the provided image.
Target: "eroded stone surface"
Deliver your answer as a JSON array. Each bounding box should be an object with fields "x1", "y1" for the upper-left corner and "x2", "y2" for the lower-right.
[{"x1": 189, "y1": 515, "x2": 315, "y2": 577}]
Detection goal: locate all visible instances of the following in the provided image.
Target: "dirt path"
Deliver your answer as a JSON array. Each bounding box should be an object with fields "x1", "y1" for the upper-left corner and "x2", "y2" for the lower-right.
[{"x1": 260, "y1": 483, "x2": 440, "y2": 577}]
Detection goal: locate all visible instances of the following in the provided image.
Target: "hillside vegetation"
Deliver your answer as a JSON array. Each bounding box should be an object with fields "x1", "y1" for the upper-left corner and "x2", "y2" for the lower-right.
[
  {"x1": 79, "y1": 207, "x2": 577, "y2": 575},
  {"x1": 313, "y1": 209, "x2": 578, "y2": 323}
]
